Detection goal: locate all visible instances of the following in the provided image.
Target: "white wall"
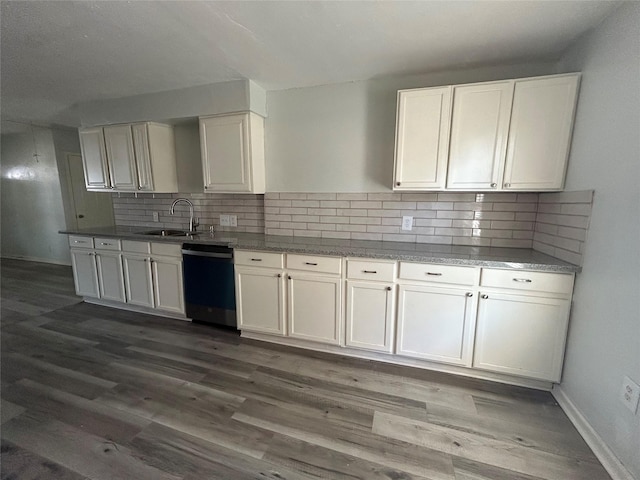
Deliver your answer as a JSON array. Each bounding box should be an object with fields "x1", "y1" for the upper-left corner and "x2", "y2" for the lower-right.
[
  {"x1": 555, "y1": 3, "x2": 640, "y2": 478},
  {"x1": 265, "y1": 61, "x2": 556, "y2": 192},
  {"x1": 1, "y1": 122, "x2": 72, "y2": 264},
  {"x1": 77, "y1": 79, "x2": 267, "y2": 127}
]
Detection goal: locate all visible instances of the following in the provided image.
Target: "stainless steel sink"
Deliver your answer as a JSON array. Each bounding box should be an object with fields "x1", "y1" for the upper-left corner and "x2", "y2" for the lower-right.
[{"x1": 139, "y1": 229, "x2": 192, "y2": 237}]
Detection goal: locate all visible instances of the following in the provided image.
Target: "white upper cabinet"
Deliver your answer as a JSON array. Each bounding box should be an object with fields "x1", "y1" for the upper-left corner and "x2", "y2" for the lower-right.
[
  {"x1": 79, "y1": 122, "x2": 178, "y2": 193},
  {"x1": 446, "y1": 81, "x2": 514, "y2": 190},
  {"x1": 393, "y1": 86, "x2": 452, "y2": 190},
  {"x1": 104, "y1": 125, "x2": 138, "y2": 190},
  {"x1": 78, "y1": 127, "x2": 110, "y2": 190},
  {"x1": 393, "y1": 73, "x2": 580, "y2": 192},
  {"x1": 200, "y1": 112, "x2": 266, "y2": 194},
  {"x1": 503, "y1": 75, "x2": 580, "y2": 191}
]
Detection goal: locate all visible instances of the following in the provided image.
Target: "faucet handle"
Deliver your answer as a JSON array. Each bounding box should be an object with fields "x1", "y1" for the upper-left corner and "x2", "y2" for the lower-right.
[{"x1": 192, "y1": 217, "x2": 199, "y2": 232}]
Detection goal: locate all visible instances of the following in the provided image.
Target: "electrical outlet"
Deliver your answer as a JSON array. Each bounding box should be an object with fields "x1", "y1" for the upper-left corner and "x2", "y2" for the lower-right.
[
  {"x1": 219, "y1": 214, "x2": 230, "y2": 227},
  {"x1": 229, "y1": 215, "x2": 237, "y2": 227},
  {"x1": 620, "y1": 376, "x2": 640, "y2": 414},
  {"x1": 152, "y1": 211, "x2": 159, "y2": 222},
  {"x1": 402, "y1": 216, "x2": 413, "y2": 231}
]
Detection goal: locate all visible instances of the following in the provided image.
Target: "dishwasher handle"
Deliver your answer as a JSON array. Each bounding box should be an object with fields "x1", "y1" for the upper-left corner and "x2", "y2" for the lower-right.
[{"x1": 181, "y1": 249, "x2": 233, "y2": 260}]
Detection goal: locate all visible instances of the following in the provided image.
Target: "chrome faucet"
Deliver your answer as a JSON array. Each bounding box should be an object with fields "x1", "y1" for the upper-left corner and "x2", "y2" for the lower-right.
[{"x1": 170, "y1": 198, "x2": 199, "y2": 233}]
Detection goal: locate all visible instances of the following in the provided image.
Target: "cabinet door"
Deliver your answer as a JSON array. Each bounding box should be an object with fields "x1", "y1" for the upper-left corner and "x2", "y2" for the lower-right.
[
  {"x1": 346, "y1": 281, "x2": 395, "y2": 353},
  {"x1": 122, "y1": 254, "x2": 154, "y2": 308},
  {"x1": 287, "y1": 273, "x2": 341, "y2": 345},
  {"x1": 235, "y1": 267, "x2": 285, "y2": 335},
  {"x1": 397, "y1": 284, "x2": 476, "y2": 366},
  {"x1": 70, "y1": 249, "x2": 99, "y2": 298},
  {"x1": 78, "y1": 128, "x2": 110, "y2": 190},
  {"x1": 104, "y1": 125, "x2": 138, "y2": 191},
  {"x1": 131, "y1": 123, "x2": 154, "y2": 191},
  {"x1": 393, "y1": 87, "x2": 452, "y2": 190},
  {"x1": 95, "y1": 251, "x2": 125, "y2": 302},
  {"x1": 152, "y1": 256, "x2": 185, "y2": 314},
  {"x1": 503, "y1": 74, "x2": 579, "y2": 191},
  {"x1": 474, "y1": 292, "x2": 570, "y2": 381},
  {"x1": 200, "y1": 114, "x2": 252, "y2": 193},
  {"x1": 447, "y1": 82, "x2": 514, "y2": 190}
]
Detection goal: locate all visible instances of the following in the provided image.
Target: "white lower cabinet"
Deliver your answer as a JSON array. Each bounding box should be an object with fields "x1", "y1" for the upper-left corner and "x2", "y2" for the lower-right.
[
  {"x1": 95, "y1": 250, "x2": 126, "y2": 303},
  {"x1": 122, "y1": 254, "x2": 154, "y2": 308},
  {"x1": 235, "y1": 266, "x2": 285, "y2": 335},
  {"x1": 473, "y1": 292, "x2": 571, "y2": 382},
  {"x1": 396, "y1": 284, "x2": 477, "y2": 366},
  {"x1": 70, "y1": 249, "x2": 100, "y2": 298},
  {"x1": 69, "y1": 237, "x2": 185, "y2": 317},
  {"x1": 287, "y1": 272, "x2": 341, "y2": 345},
  {"x1": 151, "y1": 255, "x2": 184, "y2": 315},
  {"x1": 345, "y1": 281, "x2": 395, "y2": 353},
  {"x1": 234, "y1": 251, "x2": 341, "y2": 345}
]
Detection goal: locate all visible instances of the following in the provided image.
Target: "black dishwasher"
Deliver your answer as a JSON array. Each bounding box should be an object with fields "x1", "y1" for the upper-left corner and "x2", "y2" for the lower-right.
[{"x1": 181, "y1": 244, "x2": 236, "y2": 328}]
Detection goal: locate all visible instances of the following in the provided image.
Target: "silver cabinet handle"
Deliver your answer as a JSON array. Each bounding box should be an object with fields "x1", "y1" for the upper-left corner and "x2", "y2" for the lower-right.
[
  {"x1": 304, "y1": 262, "x2": 318, "y2": 266},
  {"x1": 101, "y1": 242, "x2": 112, "y2": 246},
  {"x1": 426, "y1": 272, "x2": 443, "y2": 276},
  {"x1": 504, "y1": 183, "x2": 511, "y2": 188},
  {"x1": 513, "y1": 278, "x2": 532, "y2": 283},
  {"x1": 363, "y1": 270, "x2": 377, "y2": 274},
  {"x1": 481, "y1": 294, "x2": 488, "y2": 299},
  {"x1": 490, "y1": 183, "x2": 497, "y2": 188},
  {"x1": 466, "y1": 292, "x2": 473, "y2": 297}
]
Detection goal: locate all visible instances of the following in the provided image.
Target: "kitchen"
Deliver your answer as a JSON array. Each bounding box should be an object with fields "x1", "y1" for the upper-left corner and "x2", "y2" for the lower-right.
[{"x1": 1, "y1": 2, "x2": 638, "y2": 479}]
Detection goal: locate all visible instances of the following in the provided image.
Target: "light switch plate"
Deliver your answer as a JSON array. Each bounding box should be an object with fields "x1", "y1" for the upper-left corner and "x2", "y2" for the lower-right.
[
  {"x1": 152, "y1": 212, "x2": 159, "y2": 222},
  {"x1": 229, "y1": 215, "x2": 237, "y2": 227},
  {"x1": 402, "y1": 216, "x2": 413, "y2": 231},
  {"x1": 219, "y1": 214, "x2": 230, "y2": 227}
]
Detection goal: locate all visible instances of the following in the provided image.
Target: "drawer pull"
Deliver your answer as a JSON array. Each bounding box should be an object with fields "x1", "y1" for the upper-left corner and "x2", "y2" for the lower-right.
[
  {"x1": 101, "y1": 242, "x2": 113, "y2": 246},
  {"x1": 466, "y1": 292, "x2": 473, "y2": 297},
  {"x1": 250, "y1": 258, "x2": 263, "y2": 262},
  {"x1": 513, "y1": 278, "x2": 533, "y2": 283},
  {"x1": 426, "y1": 272, "x2": 443, "y2": 276},
  {"x1": 363, "y1": 270, "x2": 377, "y2": 274},
  {"x1": 304, "y1": 262, "x2": 318, "y2": 266},
  {"x1": 481, "y1": 294, "x2": 489, "y2": 299}
]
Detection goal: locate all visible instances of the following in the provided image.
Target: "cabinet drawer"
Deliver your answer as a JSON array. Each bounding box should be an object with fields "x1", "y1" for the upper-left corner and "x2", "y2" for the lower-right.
[
  {"x1": 68, "y1": 235, "x2": 94, "y2": 249},
  {"x1": 399, "y1": 262, "x2": 479, "y2": 286},
  {"x1": 235, "y1": 250, "x2": 284, "y2": 269},
  {"x1": 122, "y1": 240, "x2": 150, "y2": 254},
  {"x1": 347, "y1": 259, "x2": 396, "y2": 282},
  {"x1": 287, "y1": 254, "x2": 341, "y2": 275},
  {"x1": 94, "y1": 237, "x2": 121, "y2": 251},
  {"x1": 480, "y1": 269, "x2": 574, "y2": 295},
  {"x1": 151, "y1": 242, "x2": 182, "y2": 257}
]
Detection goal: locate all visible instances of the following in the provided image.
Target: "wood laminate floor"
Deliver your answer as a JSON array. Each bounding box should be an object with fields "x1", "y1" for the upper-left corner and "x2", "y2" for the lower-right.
[{"x1": 0, "y1": 258, "x2": 610, "y2": 480}]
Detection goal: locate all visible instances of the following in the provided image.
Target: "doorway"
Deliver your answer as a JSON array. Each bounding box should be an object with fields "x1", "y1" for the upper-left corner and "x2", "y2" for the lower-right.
[{"x1": 66, "y1": 153, "x2": 115, "y2": 230}]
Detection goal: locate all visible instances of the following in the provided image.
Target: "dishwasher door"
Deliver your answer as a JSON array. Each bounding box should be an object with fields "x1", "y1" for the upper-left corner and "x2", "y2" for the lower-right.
[{"x1": 182, "y1": 244, "x2": 236, "y2": 327}]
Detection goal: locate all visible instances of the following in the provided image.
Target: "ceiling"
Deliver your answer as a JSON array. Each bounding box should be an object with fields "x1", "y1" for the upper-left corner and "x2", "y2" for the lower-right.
[{"x1": 1, "y1": 0, "x2": 621, "y2": 128}]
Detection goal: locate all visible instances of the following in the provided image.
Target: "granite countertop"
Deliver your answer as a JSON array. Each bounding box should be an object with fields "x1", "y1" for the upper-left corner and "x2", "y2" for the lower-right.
[{"x1": 60, "y1": 226, "x2": 581, "y2": 273}]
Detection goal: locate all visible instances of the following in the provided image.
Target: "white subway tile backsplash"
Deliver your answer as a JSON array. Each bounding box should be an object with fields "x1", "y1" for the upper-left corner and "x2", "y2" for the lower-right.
[{"x1": 112, "y1": 190, "x2": 591, "y2": 264}]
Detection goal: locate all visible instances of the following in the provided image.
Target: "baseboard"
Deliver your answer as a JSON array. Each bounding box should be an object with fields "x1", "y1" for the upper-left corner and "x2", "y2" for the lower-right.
[
  {"x1": 552, "y1": 385, "x2": 635, "y2": 480},
  {"x1": 1, "y1": 255, "x2": 71, "y2": 266}
]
